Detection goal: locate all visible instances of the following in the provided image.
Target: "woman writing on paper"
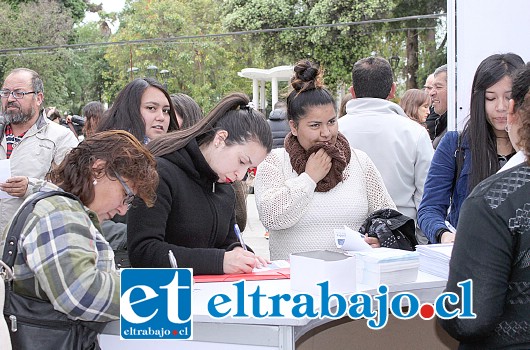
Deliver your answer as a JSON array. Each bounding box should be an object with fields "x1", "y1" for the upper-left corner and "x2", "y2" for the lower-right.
[
  {"x1": 0, "y1": 130, "x2": 158, "y2": 348},
  {"x1": 127, "y1": 93, "x2": 272, "y2": 275},
  {"x1": 254, "y1": 60, "x2": 396, "y2": 260},
  {"x1": 439, "y1": 63, "x2": 530, "y2": 349}
]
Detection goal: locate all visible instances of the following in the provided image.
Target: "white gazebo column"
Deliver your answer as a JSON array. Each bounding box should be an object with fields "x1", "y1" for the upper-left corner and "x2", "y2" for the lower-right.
[
  {"x1": 260, "y1": 80, "x2": 266, "y2": 112},
  {"x1": 271, "y1": 77, "x2": 278, "y2": 109},
  {"x1": 252, "y1": 79, "x2": 259, "y2": 109}
]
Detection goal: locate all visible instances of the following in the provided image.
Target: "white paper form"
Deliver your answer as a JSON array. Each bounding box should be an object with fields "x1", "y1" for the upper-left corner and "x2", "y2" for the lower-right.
[
  {"x1": 0, "y1": 159, "x2": 14, "y2": 199},
  {"x1": 252, "y1": 259, "x2": 290, "y2": 272},
  {"x1": 334, "y1": 225, "x2": 372, "y2": 252}
]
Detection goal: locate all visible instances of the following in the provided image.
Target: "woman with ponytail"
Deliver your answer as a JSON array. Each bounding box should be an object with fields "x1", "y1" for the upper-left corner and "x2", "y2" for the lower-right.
[
  {"x1": 127, "y1": 93, "x2": 272, "y2": 275},
  {"x1": 254, "y1": 60, "x2": 396, "y2": 260}
]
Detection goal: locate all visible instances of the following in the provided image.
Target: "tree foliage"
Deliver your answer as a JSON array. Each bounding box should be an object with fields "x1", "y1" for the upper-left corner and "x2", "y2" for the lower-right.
[
  {"x1": 0, "y1": 0, "x2": 447, "y2": 115},
  {"x1": 222, "y1": 0, "x2": 394, "y2": 92},
  {"x1": 104, "y1": 0, "x2": 253, "y2": 112},
  {"x1": 1, "y1": 0, "x2": 88, "y2": 22},
  {"x1": 0, "y1": 0, "x2": 77, "y2": 112},
  {"x1": 222, "y1": 0, "x2": 447, "y2": 94}
]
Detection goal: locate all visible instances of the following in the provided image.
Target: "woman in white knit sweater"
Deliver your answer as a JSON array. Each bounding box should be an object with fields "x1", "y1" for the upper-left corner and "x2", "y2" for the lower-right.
[{"x1": 254, "y1": 60, "x2": 396, "y2": 260}]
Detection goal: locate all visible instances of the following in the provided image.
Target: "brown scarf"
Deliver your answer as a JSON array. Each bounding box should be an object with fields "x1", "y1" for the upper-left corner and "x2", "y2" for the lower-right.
[{"x1": 285, "y1": 132, "x2": 351, "y2": 192}]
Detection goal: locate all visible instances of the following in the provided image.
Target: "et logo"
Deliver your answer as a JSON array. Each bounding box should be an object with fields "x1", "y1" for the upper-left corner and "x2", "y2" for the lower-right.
[{"x1": 120, "y1": 268, "x2": 193, "y2": 340}]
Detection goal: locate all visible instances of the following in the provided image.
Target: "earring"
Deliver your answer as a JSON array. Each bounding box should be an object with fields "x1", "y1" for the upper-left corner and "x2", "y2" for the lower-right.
[
  {"x1": 505, "y1": 124, "x2": 511, "y2": 133},
  {"x1": 93, "y1": 179, "x2": 97, "y2": 186}
]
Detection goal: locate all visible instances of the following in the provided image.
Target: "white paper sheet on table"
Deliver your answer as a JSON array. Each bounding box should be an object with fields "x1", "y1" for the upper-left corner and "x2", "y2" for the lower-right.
[
  {"x1": 0, "y1": 159, "x2": 14, "y2": 199},
  {"x1": 334, "y1": 225, "x2": 372, "y2": 252},
  {"x1": 252, "y1": 259, "x2": 290, "y2": 272}
]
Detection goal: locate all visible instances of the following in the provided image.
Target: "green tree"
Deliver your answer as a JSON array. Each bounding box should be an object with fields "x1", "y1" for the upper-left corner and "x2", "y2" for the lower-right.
[
  {"x1": 1, "y1": 0, "x2": 88, "y2": 22},
  {"x1": 389, "y1": 0, "x2": 446, "y2": 89},
  {"x1": 222, "y1": 0, "x2": 394, "y2": 93},
  {"x1": 223, "y1": 0, "x2": 447, "y2": 94},
  {"x1": 0, "y1": 0, "x2": 78, "y2": 112},
  {"x1": 103, "y1": 0, "x2": 253, "y2": 112}
]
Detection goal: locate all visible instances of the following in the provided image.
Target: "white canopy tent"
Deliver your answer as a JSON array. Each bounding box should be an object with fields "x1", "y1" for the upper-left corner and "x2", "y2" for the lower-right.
[{"x1": 237, "y1": 65, "x2": 294, "y2": 112}]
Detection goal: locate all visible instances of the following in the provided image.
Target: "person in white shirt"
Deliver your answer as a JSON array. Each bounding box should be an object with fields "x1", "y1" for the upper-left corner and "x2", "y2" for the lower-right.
[
  {"x1": 338, "y1": 57, "x2": 433, "y2": 244},
  {"x1": 254, "y1": 60, "x2": 395, "y2": 260}
]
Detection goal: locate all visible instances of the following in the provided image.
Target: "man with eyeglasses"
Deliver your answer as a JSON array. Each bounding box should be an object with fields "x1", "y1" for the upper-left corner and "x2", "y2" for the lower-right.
[{"x1": 0, "y1": 68, "x2": 78, "y2": 234}]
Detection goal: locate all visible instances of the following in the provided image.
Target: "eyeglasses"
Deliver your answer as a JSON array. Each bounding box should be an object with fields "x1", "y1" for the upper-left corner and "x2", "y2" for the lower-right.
[
  {"x1": 0, "y1": 90, "x2": 37, "y2": 99},
  {"x1": 113, "y1": 171, "x2": 135, "y2": 209}
]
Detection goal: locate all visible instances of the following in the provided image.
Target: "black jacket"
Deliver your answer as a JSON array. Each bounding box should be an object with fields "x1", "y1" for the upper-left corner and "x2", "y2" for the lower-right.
[
  {"x1": 267, "y1": 109, "x2": 290, "y2": 149},
  {"x1": 425, "y1": 108, "x2": 447, "y2": 141},
  {"x1": 359, "y1": 208, "x2": 418, "y2": 251},
  {"x1": 127, "y1": 139, "x2": 243, "y2": 275}
]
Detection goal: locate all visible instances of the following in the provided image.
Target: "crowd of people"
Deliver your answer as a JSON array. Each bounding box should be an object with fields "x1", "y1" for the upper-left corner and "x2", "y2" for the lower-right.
[{"x1": 0, "y1": 51, "x2": 529, "y2": 348}]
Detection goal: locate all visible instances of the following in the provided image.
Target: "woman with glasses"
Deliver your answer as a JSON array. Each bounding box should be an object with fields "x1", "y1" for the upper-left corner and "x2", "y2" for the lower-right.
[
  {"x1": 127, "y1": 92, "x2": 272, "y2": 275},
  {"x1": 0, "y1": 130, "x2": 158, "y2": 348}
]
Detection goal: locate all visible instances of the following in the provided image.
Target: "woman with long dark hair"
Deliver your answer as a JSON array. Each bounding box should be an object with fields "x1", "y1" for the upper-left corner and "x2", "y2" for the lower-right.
[
  {"x1": 418, "y1": 53, "x2": 525, "y2": 243},
  {"x1": 97, "y1": 77, "x2": 179, "y2": 143},
  {"x1": 127, "y1": 92, "x2": 272, "y2": 275},
  {"x1": 439, "y1": 62, "x2": 530, "y2": 349}
]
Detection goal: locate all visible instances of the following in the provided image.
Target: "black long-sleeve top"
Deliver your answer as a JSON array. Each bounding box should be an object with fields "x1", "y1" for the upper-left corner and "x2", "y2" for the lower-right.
[
  {"x1": 127, "y1": 139, "x2": 242, "y2": 275},
  {"x1": 439, "y1": 162, "x2": 530, "y2": 349}
]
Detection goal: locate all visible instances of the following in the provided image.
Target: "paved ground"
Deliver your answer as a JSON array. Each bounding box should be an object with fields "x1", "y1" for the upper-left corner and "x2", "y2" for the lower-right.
[{"x1": 241, "y1": 194, "x2": 270, "y2": 260}]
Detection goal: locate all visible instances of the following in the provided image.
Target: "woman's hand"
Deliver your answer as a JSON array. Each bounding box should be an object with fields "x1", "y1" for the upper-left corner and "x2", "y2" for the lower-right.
[
  {"x1": 364, "y1": 236, "x2": 381, "y2": 248},
  {"x1": 440, "y1": 231, "x2": 456, "y2": 243},
  {"x1": 253, "y1": 255, "x2": 270, "y2": 269},
  {"x1": 305, "y1": 148, "x2": 332, "y2": 183},
  {"x1": 223, "y1": 248, "x2": 262, "y2": 274}
]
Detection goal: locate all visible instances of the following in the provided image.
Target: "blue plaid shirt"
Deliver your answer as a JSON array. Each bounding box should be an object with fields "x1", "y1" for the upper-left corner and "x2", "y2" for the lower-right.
[{"x1": 1, "y1": 182, "x2": 120, "y2": 322}]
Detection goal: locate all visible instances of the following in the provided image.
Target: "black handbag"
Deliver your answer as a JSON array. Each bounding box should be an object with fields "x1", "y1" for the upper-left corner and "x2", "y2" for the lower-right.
[{"x1": 1, "y1": 191, "x2": 107, "y2": 350}]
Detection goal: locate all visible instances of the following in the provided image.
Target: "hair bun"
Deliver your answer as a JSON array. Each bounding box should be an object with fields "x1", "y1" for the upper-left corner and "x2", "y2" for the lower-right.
[{"x1": 291, "y1": 60, "x2": 324, "y2": 93}]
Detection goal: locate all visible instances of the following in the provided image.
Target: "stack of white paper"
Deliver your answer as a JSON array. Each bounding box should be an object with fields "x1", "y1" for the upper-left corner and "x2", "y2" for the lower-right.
[
  {"x1": 353, "y1": 248, "x2": 420, "y2": 287},
  {"x1": 290, "y1": 250, "x2": 356, "y2": 295},
  {"x1": 415, "y1": 244, "x2": 453, "y2": 279}
]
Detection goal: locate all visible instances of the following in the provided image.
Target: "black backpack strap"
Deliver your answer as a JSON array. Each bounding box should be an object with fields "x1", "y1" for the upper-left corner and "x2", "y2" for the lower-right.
[
  {"x1": 2, "y1": 191, "x2": 80, "y2": 268},
  {"x1": 451, "y1": 132, "x2": 465, "y2": 198}
]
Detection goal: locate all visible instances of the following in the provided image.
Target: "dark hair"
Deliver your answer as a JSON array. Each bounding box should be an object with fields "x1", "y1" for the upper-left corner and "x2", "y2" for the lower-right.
[
  {"x1": 148, "y1": 92, "x2": 272, "y2": 156},
  {"x1": 47, "y1": 109, "x2": 62, "y2": 122},
  {"x1": 287, "y1": 60, "x2": 336, "y2": 125},
  {"x1": 82, "y1": 101, "x2": 105, "y2": 137},
  {"x1": 351, "y1": 57, "x2": 393, "y2": 99},
  {"x1": 511, "y1": 62, "x2": 530, "y2": 160},
  {"x1": 463, "y1": 53, "x2": 525, "y2": 190},
  {"x1": 96, "y1": 78, "x2": 178, "y2": 142},
  {"x1": 48, "y1": 130, "x2": 158, "y2": 207},
  {"x1": 170, "y1": 93, "x2": 204, "y2": 129}
]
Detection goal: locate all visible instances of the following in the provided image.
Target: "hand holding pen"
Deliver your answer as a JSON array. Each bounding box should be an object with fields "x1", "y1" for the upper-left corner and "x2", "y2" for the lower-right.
[
  {"x1": 234, "y1": 224, "x2": 247, "y2": 250},
  {"x1": 221, "y1": 224, "x2": 269, "y2": 273}
]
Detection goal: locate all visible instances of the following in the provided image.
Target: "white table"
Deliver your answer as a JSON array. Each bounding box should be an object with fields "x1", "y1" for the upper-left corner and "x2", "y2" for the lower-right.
[{"x1": 101, "y1": 272, "x2": 447, "y2": 349}]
